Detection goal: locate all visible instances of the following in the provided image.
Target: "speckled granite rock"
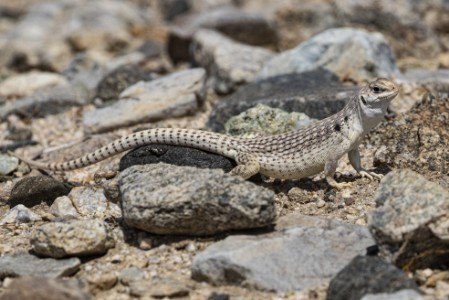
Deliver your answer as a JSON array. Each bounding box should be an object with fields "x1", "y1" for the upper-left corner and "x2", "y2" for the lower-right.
[
  {"x1": 326, "y1": 255, "x2": 419, "y2": 300},
  {"x1": 119, "y1": 163, "x2": 275, "y2": 235},
  {"x1": 32, "y1": 219, "x2": 115, "y2": 258},
  {"x1": 191, "y1": 29, "x2": 274, "y2": 94},
  {"x1": 368, "y1": 169, "x2": 449, "y2": 270},
  {"x1": 0, "y1": 204, "x2": 42, "y2": 225},
  {"x1": 224, "y1": 103, "x2": 316, "y2": 136}
]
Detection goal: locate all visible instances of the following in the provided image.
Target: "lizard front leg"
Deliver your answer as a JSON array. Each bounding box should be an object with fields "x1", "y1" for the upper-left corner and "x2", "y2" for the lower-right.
[{"x1": 348, "y1": 147, "x2": 383, "y2": 180}]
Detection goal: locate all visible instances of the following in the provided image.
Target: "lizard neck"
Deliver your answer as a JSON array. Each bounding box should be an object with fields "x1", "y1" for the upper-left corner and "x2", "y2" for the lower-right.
[{"x1": 352, "y1": 94, "x2": 390, "y2": 134}]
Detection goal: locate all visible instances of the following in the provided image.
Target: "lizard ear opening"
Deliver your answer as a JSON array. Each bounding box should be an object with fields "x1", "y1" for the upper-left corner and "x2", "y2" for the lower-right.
[{"x1": 360, "y1": 95, "x2": 367, "y2": 105}]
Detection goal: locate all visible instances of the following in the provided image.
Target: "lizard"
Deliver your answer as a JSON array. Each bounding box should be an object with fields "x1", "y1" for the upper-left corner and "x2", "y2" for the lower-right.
[{"x1": 12, "y1": 78, "x2": 399, "y2": 189}]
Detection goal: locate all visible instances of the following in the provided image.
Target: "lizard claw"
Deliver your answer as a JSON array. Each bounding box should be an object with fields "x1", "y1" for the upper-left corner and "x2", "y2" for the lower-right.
[{"x1": 359, "y1": 170, "x2": 383, "y2": 181}]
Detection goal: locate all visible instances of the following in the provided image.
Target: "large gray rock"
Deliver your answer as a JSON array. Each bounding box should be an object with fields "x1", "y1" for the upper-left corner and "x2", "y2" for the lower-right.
[
  {"x1": 168, "y1": 7, "x2": 277, "y2": 63},
  {"x1": 32, "y1": 219, "x2": 115, "y2": 258},
  {"x1": 368, "y1": 169, "x2": 449, "y2": 270},
  {"x1": 0, "y1": 253, "x2": 80, "y2": 279},
  {"x1": 207, "y1": 70, "x2": 355, "y2": 132},
  {"x1": 191, "y1": 29, "x2": 274, "y2": 94},
  {"x1": 83, "y1": 68, "x2": 206, "y2": 133},
  {"x1": 258, "y1": 28, "x2": 399, "y2": 82},
  {"x1": 361, "y1": 289, "x2": 425, "y2": 300},
  {"x1": 119, "y1": 164, "x2": 275, "y2": 235},
  {"x1": 191, "y1": 216, "x2": 375, "y2": 291},
  {"x1": 326, "y1": 255, "x2": 419, "y2": 300}
]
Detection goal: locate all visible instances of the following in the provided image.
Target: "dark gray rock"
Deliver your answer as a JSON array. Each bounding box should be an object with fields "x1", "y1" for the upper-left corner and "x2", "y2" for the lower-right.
[
  {"x1": 0, "y1": 277, "x2": 90, "y2": 300},
  {"x1": 326, "y1": 255, "x2": 419, "y2": 300},
  {"x1": 361, "y1": 289, "x2": 425, "y2": 300},
  {"x1": 95, "y1": 64, "x2": 155, "y2": 103},
  {"x1": 159, "y1": 0, "x2": 190, "y2": 21},
  {"x1": 119, "y1": 163, "x2": 275, "y2": 235},
  {"x1": 368, "y1": 169, "x2": 449, "y2": 270},
  {"x1": 9, "y1": 176, "x2": 72, "y2": 207},
  {"x1": 32, "y1": 219, "x2": 115, "y2": 258},
  {"x1": 168, "y1": 7, "x2": 276, "y2": 63},
  {"x1": 191, "y1": 216, "x2": 375, "y2": 291},
  {"x1": 83, "y1": 68, "x2": 206, "y2": 133},
  {"x1": 191, "y1": 29, "x2": 274, "y2": 94},
  {"x1": 369, "y1": 95, "x2": 449, "y2": 175},
  {"x1": 119, "y1": 144, "x2": 235, "y2": 172},
  {"x1": 207, "y1": 70, "x2": 354, "y2": 132},
  {"x1": 0, "y1": 253, "x2": 80, "y2": 279},
  {"x1": 258, "y1": 28, "x2": 399, "y2": 82}
]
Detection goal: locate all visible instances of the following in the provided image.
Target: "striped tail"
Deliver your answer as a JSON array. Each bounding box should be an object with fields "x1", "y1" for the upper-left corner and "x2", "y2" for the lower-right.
[{"x1": 12, "y1": 128, "x2": 241, "y2": 171}]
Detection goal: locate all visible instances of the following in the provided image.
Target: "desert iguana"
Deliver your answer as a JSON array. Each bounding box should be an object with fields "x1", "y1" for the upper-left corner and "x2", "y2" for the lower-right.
[{"x1": 13, "y1": 78, "x2": 399, "y2": 189}]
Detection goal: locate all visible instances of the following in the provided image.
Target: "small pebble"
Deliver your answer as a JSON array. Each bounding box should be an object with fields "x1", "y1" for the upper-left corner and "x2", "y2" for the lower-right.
[{"x1": 316, "y1": 200, "x2": 326, "y2": 208}]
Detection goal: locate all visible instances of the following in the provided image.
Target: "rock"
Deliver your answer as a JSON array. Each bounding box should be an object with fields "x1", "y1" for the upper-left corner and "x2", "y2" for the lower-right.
[
  {"x1": 191, "y1": 216, "x2": 374, "y2": 291},
  {"x1": 32, "y1": 219, "x2": 115, "y2": 258},
  {"x1": 258, "y1": 28, "x2": 399, "y2": 82},
  {"x1": 146, "y1": 277, "x2": 190, "y2": 298},
  {"x1": 191, "y1": 29, "x2": 274, "y2": 94},
  {"x1": 62, "y1": 53, "x2": 106, "y2": 104},
  {"x1": 0, "y1": 154, "x2": 19, "y2": 175},
  {"x1": 9, "y1": 176, "x2": 72, "y2": 208},
  {"x1": 207, "y1": 70, "x2": 355, "y2": 132},
  {"x1": 0, "y1": 253, "x2": 80, "y2": 279},
  {"x1": 0, "y1": 204, "x2": 42, "y2": 225},
  {"x1": 361, "y1": 289, "x2": 425, "y2": 300},
  {"x1": 168, "y1": 7, "x2": 277, "y2": 63},
  {"x1": 119, "y1": 144, "x2": 235, "y2": 172},
  {"x1": 83, "y1": 68, "x2": 206, "y2": 133},
  {"x1": 369, "y1": 95, "x2": 449, "y2": 175},
  {"x1": 224, "y1": 103, "x2": 316, "y2": 136},
  {"x1": 401, "y1": 69, "x2": 449, "y2": 94},
  {"x1": 368, "y1": 169, "x2": 449, "y2": 270},
  {"x1": 326, "y1": 255, "x2": 419, "y2": 300},
  {"x1": 119, "y1": 163, "x2": 275, "y2": 235},
  {"x1": 159, "y1": 0, "x2": 190, "y2": 21},
  {"x1": 119, "y1": 267, "x2": 146, "y2": 285},
  {"x1": 0, "y1": 72, "x2": 67, "y2": 98},
  {"x1": 49, "y1": 196, "x2": 79, "y2": 218},
  {"x1": 0, "y1": 277, "x2": 91, "y2": 300},
  {"x1": 95, "y1": 64, "x2": 156, "y2": 103},
  {"x1": 67, "y1": 186, "x2": 108, "y2": 218}
]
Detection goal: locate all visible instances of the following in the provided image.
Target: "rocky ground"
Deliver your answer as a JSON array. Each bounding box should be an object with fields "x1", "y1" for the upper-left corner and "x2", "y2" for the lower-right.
[{"x1": 0, "y1": 0, "x2": 449, "y2": 299}]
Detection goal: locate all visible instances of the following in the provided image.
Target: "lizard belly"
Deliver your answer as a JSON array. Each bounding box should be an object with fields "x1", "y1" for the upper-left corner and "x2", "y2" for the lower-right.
[{"x1": 258, "y1": 160, "x2": 325, "y2": 180}]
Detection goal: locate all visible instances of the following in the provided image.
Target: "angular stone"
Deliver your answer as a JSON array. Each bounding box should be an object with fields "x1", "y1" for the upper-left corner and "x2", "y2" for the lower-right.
[
  {"x1": 258, "y1": 28, "x2": 399, "y2": 82},
  {"x1": 49, "y1": 196, "x2": 79, "y2": 218},
  {"x1": 168, "y1": 7, "x2": 276, "y2": 63},
  {"x1": 0, "y1": 277, "x2": 91, "y2": 300},
  {"x1": 224, "y1": 103, "x2": 316, "y2": 136},
  {"x1": 192, "y1": 216, "x2": 375, "y2": 291},
  {"x1": 0, "y1": 253, "x2": 80, "y2": 279},
  {"x1": 119, "y1": 144, "x2": 235, "y2": 172},
  {"x1": 32, "y1": 220, "x2": 115, "y2": 258},
  {"x1": 83, "y1": 68, "x2": 206, "y2": 133},
  {"x1": 119, "y1": 164, "x2": 275, "y2": 235},
  {"x1": 68, "y1": 186, "x2": 108, "y2": 218},
  {"x1": 368, "y1": 169, "x2": 449, "y2": 270},
  {"x1": 207, "y1": 70, "x2": 354, "y2": 132},
  {"x1": 0, "y1": 204, "x2": 42, "y2": 225},
  {"x1": 326, "y1": 255, "x2": 419, "y2": 300},
  {"x1": 0, "y1": 154, "x2": 19, "y2": 176},
  {"x1": 9, "y1": 176, "x2": 72, "y2": 208},
  {"x1": 192, "y1": 29, "x2": 274, "y2": 94}
]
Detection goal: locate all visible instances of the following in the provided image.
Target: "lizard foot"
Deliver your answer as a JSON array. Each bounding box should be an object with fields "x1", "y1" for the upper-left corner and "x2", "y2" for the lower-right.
[
  {"x1": 359, "y1": 170, "x2": 383, "y2": 181},
  {"x1": 331, "y1": 181, "x2": 352, "y2": 190}
]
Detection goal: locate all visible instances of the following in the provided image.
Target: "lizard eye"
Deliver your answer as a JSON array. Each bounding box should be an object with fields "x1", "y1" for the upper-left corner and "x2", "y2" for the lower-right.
[{"x1": 372, "y1": 86, "x2": 382, "y2": 93}]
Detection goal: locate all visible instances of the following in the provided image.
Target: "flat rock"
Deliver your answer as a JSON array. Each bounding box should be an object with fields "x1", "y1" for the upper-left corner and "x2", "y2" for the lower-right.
[
  {"x1": 368, "y1": 169, "x2": 449, "y2": 270},
  {"x1": 0, "y1": 276, "x2": 90, "y2": 300},
  {"x1": 32, "y1": 219, "x2": 115, "y2": 258},
  {"x1": 119, "y1": 163, "x2": 275, "y2": 235},
  {"x1": 258, "y1": 27, "x2": 399, "y2": 82},
  {"x1": 0, "y1": 253, "x2": 80, "y2": 279},
  {"x1": 224, "y1": 103, "x2": 316, "y2": 136},
  {"x1": 0, "y1": 72, "x2": 67, "y2": 98},
  {"x1": 83, "y1": 68, "x2": 206, "y2": 133},
  {"x1": 369, "y1": 95, "x2": 449, "y2": 175},
  {"x1": 191, "y1": 29, "x2": 274, "y2": 94},
  {"x1": 0, "y1": 204, "x2": 42, "y2": 225},
  {"x1": 119, "y1": 144, "x2": 235, "y2": 172},
  {"x1": 168, "y1": 7, "x2": 276, "y2": 63},
  {"x1": 68, "y1": 186, "x2": 108, "y2": 218},
  {"x1": 361, "y1": 289, "x2": 425, "y2": 300},
  {"x1": 191, "y1": 216, "x2": 375, "y2": 291},
  {"x1": 9, "y1": 176, "x2": 72, "y2": 208},
  {"x1": 326, "y1": 255, "x2": 419, "y2": 300},
  {"x1": 207, "y1": 70, "x2": 355, "y2": 132}
]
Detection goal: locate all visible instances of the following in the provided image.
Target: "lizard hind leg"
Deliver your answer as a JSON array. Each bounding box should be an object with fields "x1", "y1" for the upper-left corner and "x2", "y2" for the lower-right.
[{"x1": 230, "y1": 153, "x2": 260, "y2": 179}]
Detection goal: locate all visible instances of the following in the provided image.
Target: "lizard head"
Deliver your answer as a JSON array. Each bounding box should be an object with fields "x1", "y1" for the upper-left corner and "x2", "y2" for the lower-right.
[{"x1": 356, "y1": 78, "x2": 399, "y2": 131}]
